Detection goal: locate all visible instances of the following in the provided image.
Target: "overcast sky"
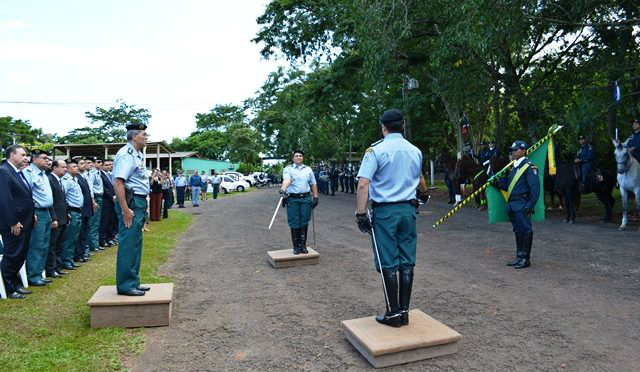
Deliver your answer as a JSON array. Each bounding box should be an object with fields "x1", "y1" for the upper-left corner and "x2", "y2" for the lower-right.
[{"x1": 0, "y1": 0, "x2": 285, "y2": 142}]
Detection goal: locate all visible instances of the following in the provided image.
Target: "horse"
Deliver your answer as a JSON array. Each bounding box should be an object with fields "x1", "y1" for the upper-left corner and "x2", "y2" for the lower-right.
[
  {"x1": 544, "y1": 165, "x2": 564, "y2": 211},
  {"x1": 612, "y1": 140, "x2": 640, "y2": 231},
  {"x1": 453, "y1": 155, "x2": 508, "y2": 209},
  {"x1": 436, "y1": 150, "x2": 457, "y2": 203},
  {"x1": 553, "y1": 155, "x2": 616, "y2": 223}
]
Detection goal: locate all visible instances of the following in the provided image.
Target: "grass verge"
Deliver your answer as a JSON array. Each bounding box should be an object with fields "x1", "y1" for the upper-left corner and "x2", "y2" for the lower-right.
[{"x1": 0, "y1": 210, "x2": 192, "y2": 372}]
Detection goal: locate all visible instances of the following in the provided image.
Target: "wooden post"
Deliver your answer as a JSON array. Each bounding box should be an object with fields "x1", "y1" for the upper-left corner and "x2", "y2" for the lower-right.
[
  {"x1": 66, "y1": 147, "x2": 70, "y2": 160},
  {"x1": 156, "y1": 143, "x2": 160, "y2": 170},
  {"x1": 169, "y1": 151, "x2": 172, "y2": 175},
  {"x1": 104, "y1": 146, "x2": 108, "y2": 160}
]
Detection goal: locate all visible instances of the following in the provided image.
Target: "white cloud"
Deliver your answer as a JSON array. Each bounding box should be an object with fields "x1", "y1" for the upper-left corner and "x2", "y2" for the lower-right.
[{"x1": 0, "y1": 19, "x2": 26, "y2": 32}]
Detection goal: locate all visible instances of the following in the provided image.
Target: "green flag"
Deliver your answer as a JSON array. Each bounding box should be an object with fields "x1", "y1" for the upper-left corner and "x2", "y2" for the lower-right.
[{"x1": 487, "y1": 138, "x2": 551, "y2": 224}]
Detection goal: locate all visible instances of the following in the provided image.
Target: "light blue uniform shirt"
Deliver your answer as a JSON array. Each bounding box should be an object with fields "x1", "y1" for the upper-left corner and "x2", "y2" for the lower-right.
[
  {"x1": 23, "y1": 163, "x2": 53, "y2": 208},
  {"x1": 283, "y1": 164, "x2": 317, "y2": 194},
  {"x1": 61, "y1": 174, "x2": 84, "y2": 208},
  {"x1": 113, "y1": 142, "x2": 150, "y2": 196},
  {"x1": 357, "y1": 133, "x2": 423, "y2": 203},
  {"x1": 90, "y1": 168, "x2": 104, "y2": 195},
  {"x1": 174, "y1": 175, "x2": 187, "y2": 187}
]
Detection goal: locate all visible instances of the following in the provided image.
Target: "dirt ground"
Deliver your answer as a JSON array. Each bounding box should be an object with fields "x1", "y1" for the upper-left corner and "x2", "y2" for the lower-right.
[{"x1": 128, "y1": 187, "x2": 640, "y2": 372}]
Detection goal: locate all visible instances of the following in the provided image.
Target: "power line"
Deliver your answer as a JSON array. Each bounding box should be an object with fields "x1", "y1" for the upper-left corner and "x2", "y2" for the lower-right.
[{"x1": 0, "y1": 100, "x2": 217, "y2": 107}]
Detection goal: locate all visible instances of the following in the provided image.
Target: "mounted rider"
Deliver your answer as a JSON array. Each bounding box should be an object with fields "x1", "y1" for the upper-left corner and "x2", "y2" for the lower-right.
[
  {"x1": 574, "y1": 135, "x2": 596, "y2": 192},
  {"x1": 623, "y1": 117, "x2": 640, "y2": 162}
]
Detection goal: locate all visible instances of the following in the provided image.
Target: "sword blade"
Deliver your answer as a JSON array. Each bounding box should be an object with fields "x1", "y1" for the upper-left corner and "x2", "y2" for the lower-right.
[{"x1": 268, "y1": 197, "x2": 283, "y2": 230}]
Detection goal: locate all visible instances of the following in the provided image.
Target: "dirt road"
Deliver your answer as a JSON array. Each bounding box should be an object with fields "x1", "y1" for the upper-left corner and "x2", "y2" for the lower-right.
[{"x1": 130, "y1": 188, "x2": 640, "y2": 372}]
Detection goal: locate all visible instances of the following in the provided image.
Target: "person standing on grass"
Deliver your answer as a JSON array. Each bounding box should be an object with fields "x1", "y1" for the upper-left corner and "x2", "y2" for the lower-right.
[
  {"x1": 189, "y1": 170, "x2": 202, "y2": 207},
  {"x1": 0, "y1": 145, "x2": 35, "y2": 299},
  {"x1": 46, "y1": 159, "x2": 69, "y2": 278},
  {"x1": 60, "y1": 158, "x2": 84, "y2": 271},
  {"x1": 161, "y1": 169, "x2": 172, "y2": 218},
  {"x1": 113, "y1": 123, "x2": 151, "y2": 296},
  {"x1": 200, "y1": 170, "x2": 208, "y2": 201},
  {"x1": 174, "y1": 170, "x2": 187, "y2": 208}
]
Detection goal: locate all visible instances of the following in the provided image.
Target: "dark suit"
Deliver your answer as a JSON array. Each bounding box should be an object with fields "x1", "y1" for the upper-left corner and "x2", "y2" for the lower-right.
[
  {"x1": 0, "y1": 161, "x2": 34, "y2": 294},
  {"x1": 47, "y1": 173, "x2": 68, "y2": 274},
  {"x1": 75, "y1": 173, "x2": 93, "y2": 259},
  {"x1": 99, "y1": 170, "x2": 115, "y2": 244}
]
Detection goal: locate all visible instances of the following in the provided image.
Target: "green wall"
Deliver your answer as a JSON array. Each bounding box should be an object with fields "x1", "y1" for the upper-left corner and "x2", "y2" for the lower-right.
[{"x1": 180, "y1": 158, "x2": 236, "y2": 175}]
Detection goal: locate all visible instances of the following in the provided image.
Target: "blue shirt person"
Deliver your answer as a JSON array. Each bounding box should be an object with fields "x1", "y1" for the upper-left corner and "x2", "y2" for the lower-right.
[
  {"x1": 355, "y1": 109, "x2": 428, "y2": 328},
  {"x1": 23, "y1": 159, "x2": 53, "y2": 209},
  {"x1": 61, "y1": 173, "x2": 84, "y2": 208},
  {"x1": 90, "y1": 167, "x2": 104, "y2": 195},
  {"x1": 113, "y1": 124, "x2": 151, "y2": 296},
  {"x1": 623, "y1": 118, "x2": 640, "y2": 162},
  {"x1": 574, "y1": 135, "x2": 596, "y2": 188},
  {"x1": 279, "y1": 150, "x2": 319, "y2": 255},
  {"x1": 174, "y1": 174, "x2": 187, "y2": 187}
]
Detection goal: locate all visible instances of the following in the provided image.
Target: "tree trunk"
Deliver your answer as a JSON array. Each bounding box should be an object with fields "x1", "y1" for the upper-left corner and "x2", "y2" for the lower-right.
[{"x1": 442, "y1": 97, "x2": 463, "y2": 157}]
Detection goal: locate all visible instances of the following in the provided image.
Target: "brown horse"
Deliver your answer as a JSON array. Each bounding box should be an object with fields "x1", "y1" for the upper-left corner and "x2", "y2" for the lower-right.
[{"x1": 453, "y1": 155, "x2": 485, "y2": 208}]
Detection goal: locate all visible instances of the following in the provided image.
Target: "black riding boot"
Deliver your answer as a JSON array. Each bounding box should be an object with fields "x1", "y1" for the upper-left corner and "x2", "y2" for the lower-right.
[
  {"x1": 290, "y1": 228, "x2": 300, "y2": 255},
  {"x1": 375, "y1": 270, "x2": 402, "y2": 327},
  {"x1": 299, "y1": 225, "x2": 309, "y2": 254},
  {"x1": 507, "y1": 232, "x2": 523, "y2": 266},
  {"x1": 399, "y1": 268, "x2": 414, "y2": 326},
  {"x1": 514, "y1": 231, "x2": 532, "y2": 269}
]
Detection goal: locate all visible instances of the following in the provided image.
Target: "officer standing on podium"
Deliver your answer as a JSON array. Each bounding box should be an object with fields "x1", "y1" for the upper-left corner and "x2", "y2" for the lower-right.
[
  {"x1": 113, "y1": 123, "x2": 151, "y2": 296},
  {"x1": 355, "y1": 109, "x2": 428, "y2": 327},
  {"x1": 279, "y1": 150, "x2": 319, "y2": 255}
]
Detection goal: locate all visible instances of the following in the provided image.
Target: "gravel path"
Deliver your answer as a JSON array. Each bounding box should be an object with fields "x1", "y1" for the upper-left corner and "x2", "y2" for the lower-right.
[{"x1": 129, "y1": 188, "x2": 640, "y2": 372}]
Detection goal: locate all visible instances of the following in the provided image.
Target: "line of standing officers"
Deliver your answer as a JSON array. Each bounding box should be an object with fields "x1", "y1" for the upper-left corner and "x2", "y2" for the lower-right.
[{"x1": 0, "y1": 146, "x2": 119, "y2": 299}]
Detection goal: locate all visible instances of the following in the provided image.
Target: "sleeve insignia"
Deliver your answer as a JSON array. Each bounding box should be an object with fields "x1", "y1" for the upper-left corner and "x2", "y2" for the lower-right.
[{"x1": 365, "y1": 147, "x2": 373, "y2": 153}]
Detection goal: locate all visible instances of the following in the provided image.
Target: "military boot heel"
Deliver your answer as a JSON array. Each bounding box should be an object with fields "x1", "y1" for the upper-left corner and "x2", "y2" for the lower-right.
[
  {"x1": 299, "y1": 225, "x2": 309, "y2": 254},
  {"x1": 399, "y1": 268, "x2": 414, "y2": 326},
  {"x1": 507, "y1": 232, "x2": 523, "y2": 266},
  {"x1": 375, "y1": 270, "x2": 402, "y2": 328},
  {"x1": 514, "y1": 231, "x2": 532, "y2": 269},
  {"x1": 290, "y1": 228, "x2": 300, "y2": 255}
]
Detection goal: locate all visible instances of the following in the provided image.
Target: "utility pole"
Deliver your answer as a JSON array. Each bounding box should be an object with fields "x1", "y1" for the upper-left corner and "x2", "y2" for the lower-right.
[{"x1": 402, "y1": 75, "x2": 419, "y2": 141}]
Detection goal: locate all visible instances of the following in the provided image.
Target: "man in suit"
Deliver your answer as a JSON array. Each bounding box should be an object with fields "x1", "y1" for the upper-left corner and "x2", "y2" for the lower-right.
[
  {"x1": 74, "y1": 157, "x2": 95, "y2": 263},
  {"x1": 0, "y1": 145, "x2": 35, "y2": 299},
  {"x1": 100, "y1": 159, "x2": 116, "y2": 247},
  {"x1": 23, "y1": 149, "x2": 55, "y2": 286},
  {"x1": 46, "y1": 159, "x2": 69, "y2": 278}
]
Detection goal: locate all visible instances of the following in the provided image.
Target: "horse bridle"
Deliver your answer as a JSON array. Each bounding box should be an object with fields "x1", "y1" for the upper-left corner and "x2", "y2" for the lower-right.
[{"x1": 616, "y1": 146, "x2": 631, "y2": 174}]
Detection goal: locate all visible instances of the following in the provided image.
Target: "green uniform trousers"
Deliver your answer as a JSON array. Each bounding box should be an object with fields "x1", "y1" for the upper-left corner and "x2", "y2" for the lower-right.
[
  {"x1": 26, "y1": 209, "x2": 52, "y2": 283},
  {"x1": 286, "y1": 196, "x2": 311, "y2": 228},
  {"x1": 88, "y1": 195, "x2": 102, "y2": 250},
  {"x1": 61, "y1": 211, "x2": 82, "y2": 266},
  {"x1": 371, "y1": 203, "x2": 417, "y2": 272},
  {"x1": 115, "y1": 196, "x2": 147, "y2": 293}
]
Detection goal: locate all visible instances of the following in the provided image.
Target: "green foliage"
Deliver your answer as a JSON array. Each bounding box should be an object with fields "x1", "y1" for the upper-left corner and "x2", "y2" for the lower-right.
[
  {"x1": 61, "y1": 100, "x2": 151, "y2": 144},
  {"x1": 236, "y1": 162, "x2": 262, "y2": 174},
  {"x1": 0, "y1": 116, "x2": 55, "y2": 152}
]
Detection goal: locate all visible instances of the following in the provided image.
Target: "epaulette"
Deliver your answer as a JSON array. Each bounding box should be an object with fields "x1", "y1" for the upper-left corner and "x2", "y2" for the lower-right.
[
  {"x1": 365, "y1": 139, "x2": 383, "y2": 153},
  {"x1": 127, "y1": 148, "x2": 133, "y2": 155},
  {"x1": 25, "y1": 167, "x2": 33, "y2": 172}
]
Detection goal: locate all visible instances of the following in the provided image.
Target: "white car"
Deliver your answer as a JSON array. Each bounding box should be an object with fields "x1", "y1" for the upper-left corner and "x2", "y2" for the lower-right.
[
  {"x1": 223, "y1": 171, "x2": 256, "y2": 186},
  {"x1": 218, "y1": 176, "x2": 250, "y2": 194}
]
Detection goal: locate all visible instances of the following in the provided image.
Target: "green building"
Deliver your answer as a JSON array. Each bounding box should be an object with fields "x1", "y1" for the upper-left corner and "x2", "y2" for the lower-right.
[{"x1": 180, "y1": 156, "x2": 237, "y2": 176}]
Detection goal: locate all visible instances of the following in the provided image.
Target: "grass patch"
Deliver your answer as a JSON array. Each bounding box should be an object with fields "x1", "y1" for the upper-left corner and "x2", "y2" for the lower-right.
[{"x1": 0, "y1": 210, "x2": 192, "y2": 372}]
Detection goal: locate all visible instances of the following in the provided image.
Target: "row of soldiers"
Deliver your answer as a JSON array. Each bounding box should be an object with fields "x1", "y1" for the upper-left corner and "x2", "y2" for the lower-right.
[
  {"x1": 314, "y1": 163, "x2": 360, "y2": 196},
  {"x1": 0, "y1": 146, "x2": 118, "y2": 299}
]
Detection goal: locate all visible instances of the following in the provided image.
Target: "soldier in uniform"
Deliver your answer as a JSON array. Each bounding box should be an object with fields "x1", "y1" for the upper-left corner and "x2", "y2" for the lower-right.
[
  {"x1": 338, "y1": 164, "x2": 346, "y2": 192},
  {"x1": 496, "y1": 141, "x2": 540, "y2": 269},
  {"x1": 88, "y1": 157, "x2": 105, "y2": 251},
  {"x1": 574, "y1": 135, "x2": 596, "y2": 191},
  {"x1": 60, "y1": 159, "x2": 84, "y2": 270},
  {"x1": 329, "y1": 162, "x2": 339, "y2": 196},
  {"x1": 113, "y1": 123, "x2": 151, "y2": 296},
  {"x1": 622, "y1": 117, "x2": 640, "y2": 162},
  {"x1": 99, "y1": 159, "x2": 116, "y2": 247},
  {"x1": 23, "y1": 149, "x2": 55, "y2": 286},
  {"x1": 279, "y1": 150, "x2": 319, "y2": 255},
  {"x1": 355, "y1": 109, "x2": 428, "y2": 327},
  {"x1": 74, "y1": 157, "x2": 94, "y2": 263},
  {"x1": 347, "y1": 163, "x2": 355, "y2": 194}
]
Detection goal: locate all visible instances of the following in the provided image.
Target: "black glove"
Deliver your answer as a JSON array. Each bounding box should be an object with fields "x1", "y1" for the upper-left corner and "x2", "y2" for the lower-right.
[
  {"x1": 523, "y1": 207, "x2": 534, "y2": 219},
  {"x1": 417, "y1": 191, "x2": 430, "y2": 205},
  {"x1": 355, "y1": 212, "x2": 372, "y2": 235},
  {"x1": 279, "y1": 189, "x2": 289, "y2": 207},
  {"x1": 312, "y1": 197, "x2": 319, "y2": 209}
]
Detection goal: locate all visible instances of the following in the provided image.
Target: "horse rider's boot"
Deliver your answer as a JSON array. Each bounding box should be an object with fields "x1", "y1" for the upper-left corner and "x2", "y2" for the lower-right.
[
  {"x1": 375, "y1": 270, "x2": 402, "y2": 327},
  {"x1": 507, "y1": 232, "x2": 523, "y2": 266},
  {"x1": 514, "y1": 231, "x2": 533, "y2": 269},
  {"x1": 290, "y1": 228, "x2": 301, "y2": 255},
  {"x1": 299, "y1": 225, "x2": 309, "y2": 254},
  {"x1": 399, "y1": 268, "x2": 414, "y2": 326}
]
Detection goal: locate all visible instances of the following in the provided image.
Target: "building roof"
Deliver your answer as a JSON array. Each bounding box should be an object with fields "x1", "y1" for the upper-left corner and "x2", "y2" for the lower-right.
[{"x1": 53, "y1": 141, "x2": 174, "y2": 158}]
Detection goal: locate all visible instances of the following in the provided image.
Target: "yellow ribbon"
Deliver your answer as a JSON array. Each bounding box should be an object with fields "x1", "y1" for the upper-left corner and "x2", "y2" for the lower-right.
[{"x1": 548, "y1": 138, "x2": 556, "y2": 176}]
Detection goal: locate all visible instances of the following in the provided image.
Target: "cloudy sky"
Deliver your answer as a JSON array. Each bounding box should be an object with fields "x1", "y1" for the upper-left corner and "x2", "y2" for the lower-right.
[{"x1": 0, "y1": 0, "x2": 285, "y2": 142}]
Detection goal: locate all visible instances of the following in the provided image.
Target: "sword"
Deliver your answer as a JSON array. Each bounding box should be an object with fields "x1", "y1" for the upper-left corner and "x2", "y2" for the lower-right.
[
  {"x1": 268, "y1": 197, "x2": 283, "y2": 230},
  {"x1": 368, "y1": 209, "x2": 390, "y2": 313}
]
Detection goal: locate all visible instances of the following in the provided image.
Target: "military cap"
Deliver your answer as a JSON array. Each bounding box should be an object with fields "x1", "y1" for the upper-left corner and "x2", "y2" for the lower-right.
[
  {"x1": 65, "y1": 158, "x2": 77, "y2": 164},
  {"x1": 293, "y1": 149, "x2": 305, "y2": 156},
  {"x1": 125, "y1": 122, "x2": 148, "y2": 130},
  {"x1": 509, "y1": 140, "x2": 528, "y2": 150},
  {"x1": 633, "y1": 117, "x2": 640, "y2": 124},
  {"x1": 379, "y1": 109, "x2": 404, "y2": 125},
  {"x1": 578, "y1": 135, "x2": 587, "y2": 140},
  {"x1": 31, "y1": 149, "x2": 50, "y2": 157}
]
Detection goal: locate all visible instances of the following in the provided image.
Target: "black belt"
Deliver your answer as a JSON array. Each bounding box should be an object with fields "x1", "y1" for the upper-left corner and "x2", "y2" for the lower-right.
[
  {"x1": 509, "y1": 194, "x2": 529, "y2": 201},
  {"x1": 35, "y1": 207, "x2": 49, "y2": 212},
  {"x1": 68, "y1": 207, "x2": 82, "y2": 212},
  {"x1": 371, "y1": 200, "x2": 415, "y2": 208},
  {"x1": 289, "y1": 192, "x2": 310, "y2": 199}
]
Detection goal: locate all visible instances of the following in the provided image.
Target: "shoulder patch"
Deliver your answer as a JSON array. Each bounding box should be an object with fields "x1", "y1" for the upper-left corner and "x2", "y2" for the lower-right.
[
  {"x1": 365, "y1": 147, "x2": 373, "y2": 153},
  {"x1": 127, "y1": 148, "x2": 133, "y2": 155}
]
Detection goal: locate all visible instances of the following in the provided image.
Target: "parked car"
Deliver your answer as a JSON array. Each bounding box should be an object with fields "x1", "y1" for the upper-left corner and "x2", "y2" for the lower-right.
[
  {"x1": 218, "y1": 176, "x2": 250, "y2": 194},
  {"x1": 223, "y1": 171, "x2": 256, "y2": 186}
]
